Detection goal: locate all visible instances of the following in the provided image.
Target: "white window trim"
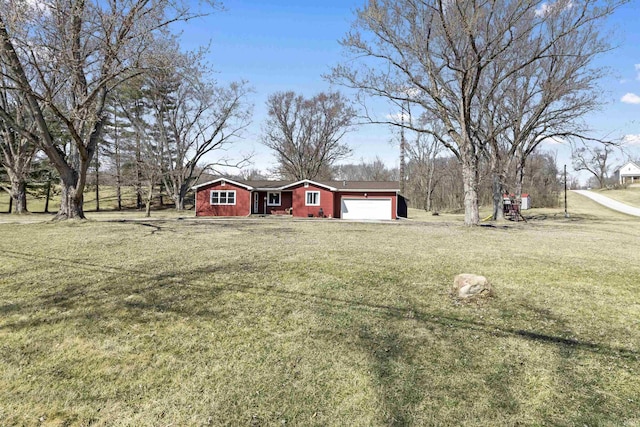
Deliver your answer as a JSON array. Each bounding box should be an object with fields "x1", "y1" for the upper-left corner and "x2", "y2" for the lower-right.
[
  {"x1": 210, "y1": 190, "x2": 236, "y2": 205},
  {"x1": 267, "y1": 191, "x2": 281, "y2": 207},
  {"x1": 305, "y1": 191, "x2": 320, "y2": 206}
]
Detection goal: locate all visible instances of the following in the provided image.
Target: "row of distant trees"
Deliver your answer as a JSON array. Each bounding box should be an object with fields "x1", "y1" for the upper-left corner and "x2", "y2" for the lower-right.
[{"x1": 0, "y1": 0, "x2": 630, "y2": 224}]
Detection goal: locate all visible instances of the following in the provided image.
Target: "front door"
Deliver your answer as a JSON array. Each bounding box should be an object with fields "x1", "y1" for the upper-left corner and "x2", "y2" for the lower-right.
[{"x1": 253, "y1": 192, "x2": 259, "y2": 214}]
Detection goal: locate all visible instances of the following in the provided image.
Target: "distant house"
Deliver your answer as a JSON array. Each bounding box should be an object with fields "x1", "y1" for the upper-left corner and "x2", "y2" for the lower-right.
[
  {"x1": 614, "y1": 161, "x2": 640, "y2": 185},
  {"x1": 192, "y1": 178, "x2": 407, "y2": 220}
]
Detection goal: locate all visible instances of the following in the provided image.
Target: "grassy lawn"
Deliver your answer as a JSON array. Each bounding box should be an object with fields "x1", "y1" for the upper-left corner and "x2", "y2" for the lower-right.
[
  {"x1": 0, "y1": 185, "x2": 175, "y2": 214},
  {"x1": 594, "y1": 187, "x2": 640, "y2": 208},
  {"x1": 1, "y1": 193, "x2": 639, "y2": 426}
]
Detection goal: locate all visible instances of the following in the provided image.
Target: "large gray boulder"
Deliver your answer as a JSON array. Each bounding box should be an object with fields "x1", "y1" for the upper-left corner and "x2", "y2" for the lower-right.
[{"x1": 452, "y1": 274, "x2": 493, "y2": 299}]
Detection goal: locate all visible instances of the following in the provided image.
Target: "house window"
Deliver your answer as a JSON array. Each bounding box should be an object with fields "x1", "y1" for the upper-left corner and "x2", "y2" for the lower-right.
[
  {"x1": 210, "y1": 190, "x2": 236, "y2": 205},
  {"x1": 267, "y1": 192, "x2": 281, "y2": 206},
  {"x1": 306, "y1": 191, "x2": 320, "y2": 206}
]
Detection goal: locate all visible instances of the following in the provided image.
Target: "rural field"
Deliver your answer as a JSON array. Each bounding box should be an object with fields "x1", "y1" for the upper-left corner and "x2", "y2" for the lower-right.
[{"x1": 1, "y1": 192, "x2": 639, "y2": 426}]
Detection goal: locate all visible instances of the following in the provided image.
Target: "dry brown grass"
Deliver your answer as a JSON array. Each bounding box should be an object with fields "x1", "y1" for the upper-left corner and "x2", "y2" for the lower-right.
[{"x1": 0, "y1": 193, "x2": 639, "y2": 426}]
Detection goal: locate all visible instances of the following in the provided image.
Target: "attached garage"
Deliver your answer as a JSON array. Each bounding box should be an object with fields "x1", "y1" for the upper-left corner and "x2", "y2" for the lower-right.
[
  {"x1": 193, "y1": 178, "x2": 404, "y2": 219},
  {"x1": 340, "y1": 198, "x2": 392, "y2": 220}
]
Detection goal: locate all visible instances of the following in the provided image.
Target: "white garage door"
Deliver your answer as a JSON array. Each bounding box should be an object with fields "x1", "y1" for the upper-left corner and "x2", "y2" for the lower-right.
[{"x1": 341, "y1": 198, "x2": 392, "y2": 220}]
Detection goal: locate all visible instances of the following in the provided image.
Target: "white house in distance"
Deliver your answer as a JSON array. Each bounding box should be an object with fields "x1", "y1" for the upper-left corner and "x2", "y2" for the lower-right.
[{"x1": 614, "y1": 161, "x2": 640, "y2": 185}]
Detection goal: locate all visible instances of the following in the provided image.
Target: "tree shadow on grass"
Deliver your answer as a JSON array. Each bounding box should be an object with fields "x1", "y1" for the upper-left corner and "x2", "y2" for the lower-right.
[
  {"x1": 212, "y1": 281, "x2": 640, "y2": 360},
  {"x1": 3, "y1": 249, "x2": 637, "y2": 362},
  {"x1": 2, "y1": 251, "x2": 639, "y2": 424},
  {"x1": 0, "y1": 249, "x2": 241, "y2": 331},
  {"x1": 354, "y1": 324, "x2": 423, "y2": 425}
]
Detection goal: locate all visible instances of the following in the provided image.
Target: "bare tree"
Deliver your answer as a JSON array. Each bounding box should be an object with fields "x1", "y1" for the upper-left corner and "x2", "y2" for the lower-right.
[
  {"x1": 405, "y1": 132, "x2": 443, "y2": 212},
  {"x1": 481, "y1": 4, "x2": 612, "y2": 219},
  {"x1": 239, "y1": 168, "x2": 269, "y2": 181},
  {"x1": 0, "y1": 0, "x2": 219, "y2": 219},
  {"x1": 262, "y1": 91, "x2": 356, "y2": 180},
  {"x1": 572, "y1": 141, "x2": 617, "y2": 188},
  {"x1": 146, "y1": 47, "x2": 253, "y2": 210},
  {"x1": 405, "y1": 155, "x2": 464, "y2": 212},
  {"x1": 0, "y1": 85, "x2": 37, "y2": 214},
  {"x1": 139, "y1": 132, "x2": 164, "y2": 217},
  {"x1": 330, "y1": 0, "x2": 623, "y2": 225},
  {"x1": 523, "y1": 151, "x2": 561, "y2": 207},
  {"x1": 333, "y1": 156, "x2": 397, "y2": 181}
]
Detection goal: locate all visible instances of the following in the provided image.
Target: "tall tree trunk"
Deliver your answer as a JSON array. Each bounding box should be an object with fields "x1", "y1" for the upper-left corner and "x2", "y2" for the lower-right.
[
  {"x1": 58, "y1": 180, "x2": 85, "y2": 219},
  {"x1": 113, "y1": 108, "x2": 122, "y2": 211},
  {"x1": 10, "y1": 179, "x2": 28, "y2": 214},
  {"x1": 461, "y1": 147, "x2": 479, "y2": 226},
  {"x1": 95, "y1": 148, "x2": 100, "y2": 212},
  {"x1": 6, "y1": 169, "x2": 28, "y2": 214},
  {"x1": 176, "y1": 181, "x2": 190, "y2": 210},
  {"x1": 116, "y1": 176, "x2": 122, "y2": 210},
  {"x1": 491, "y1": 172, "x2": 505, "y2": 221},
  {"x1": 174, "y1": 191, "x2": 183, "y2": 210},
  {"x1": 2, "y1": 162, "x2": 32, "y2": 215},
  {"x1": 515, "y1": 155, "x2": 525, "y2": 201},
  {"x1": 426, "y1": 159, "x2": 435, "y2": 212},
  {"x1": 136, "y1": 135, "x2": 143, "y2": 209},
  {"x1": 56, "y1": 164, "x2": 87, "y2": 220},
  {"x1": 115, "y1": 138, "x2": 122, "y2": 211},
  {"x1": 145, "y1": 183, "x2": 153, "y2": 217},
  {"x1": 44, "y1": 178, "x2": 51, "y2": 213}
]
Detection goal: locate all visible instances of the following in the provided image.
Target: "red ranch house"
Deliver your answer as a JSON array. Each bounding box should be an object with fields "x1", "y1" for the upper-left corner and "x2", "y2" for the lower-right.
[{"x1": 193, "y1": 178, "x2": 407, "y2": 220}]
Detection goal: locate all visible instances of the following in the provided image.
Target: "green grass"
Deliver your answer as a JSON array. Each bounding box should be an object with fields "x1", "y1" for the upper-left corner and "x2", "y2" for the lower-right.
[
  {"x1": 1, "y1": 194, "x2": 639, "y2": 426},
  {"x1": 594, "y1": 186, "x2": 640, "y2": 208}
]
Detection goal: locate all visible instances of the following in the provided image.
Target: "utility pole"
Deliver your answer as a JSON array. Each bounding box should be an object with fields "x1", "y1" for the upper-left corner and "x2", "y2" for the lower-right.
[
  {"x1": 399, "y1": 123, "x2": 406, "y2": 194},
  {"x1": 399, "y1": 99, "x2": 409, "y2": 194},
  {"x1": 564, "y1": 164, "x2": 569, "y2": 218},
  {"x1": 95, "y1": 147, "x2": 100, "y2": 212}
]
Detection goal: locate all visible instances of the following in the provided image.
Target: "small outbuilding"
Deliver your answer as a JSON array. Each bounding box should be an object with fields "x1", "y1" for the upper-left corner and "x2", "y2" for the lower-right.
[{"x1": 192, "y1": 178, "x2": 407, "y2": 220}]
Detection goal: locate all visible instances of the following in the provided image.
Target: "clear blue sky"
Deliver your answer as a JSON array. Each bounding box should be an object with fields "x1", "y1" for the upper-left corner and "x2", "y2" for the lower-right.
[{"x1": 179, "y1": 0, "x2": 640, "y2": 183}]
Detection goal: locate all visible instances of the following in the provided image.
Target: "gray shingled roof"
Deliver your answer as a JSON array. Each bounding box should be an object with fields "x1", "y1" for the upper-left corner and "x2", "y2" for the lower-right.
[
  {"x1": 318, "y1": 181, "x2": 400, "y2": 191},
  {"x1": 193, "y1": 176, "x2": 400, "y2": 192}
]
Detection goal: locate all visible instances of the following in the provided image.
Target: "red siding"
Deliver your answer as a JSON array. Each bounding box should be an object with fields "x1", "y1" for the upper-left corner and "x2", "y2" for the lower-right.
[
  {"x1": 291, "y1": 184, "x2": 334, "y2": 218},
  {"x1": 195, "y1": 182, "x2": 251, "y2": 216},
  {"x1": 195, "y1": 181, "x2": 397, "y2": 219},
  {"x1": 336, "y1": 191, "x2": 398, "y2": 219},
  {"x1": 280, "y1": 192, "x2": 293, "y2": 211},
  {"x1": 266, "y1": 191, "x2": 293, "y2": 214},
  {"x1": 256, "y1": 191, "x2": 293, "y2": 214}
]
